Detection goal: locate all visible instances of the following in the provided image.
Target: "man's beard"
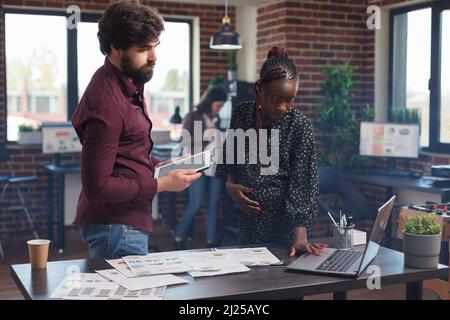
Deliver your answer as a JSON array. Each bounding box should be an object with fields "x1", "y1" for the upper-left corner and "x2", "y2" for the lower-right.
[{"x1": 121, "y1": 54, "x2": 155, "y2": 85}]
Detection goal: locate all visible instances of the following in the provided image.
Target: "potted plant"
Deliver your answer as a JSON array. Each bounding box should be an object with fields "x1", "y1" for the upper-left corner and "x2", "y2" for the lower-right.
[
  {"x1": 18, "y1": 124, "x2": 42, "y2": 145},
  {"x1": 315, "y1": 64, "x2": 374, "y2": 171},
  {"x1": 390, "y1": 107, "x2": 421, "y2": 125},
  {"x1": 402, "y1": 213, "x2": 442, "y2": 268}
]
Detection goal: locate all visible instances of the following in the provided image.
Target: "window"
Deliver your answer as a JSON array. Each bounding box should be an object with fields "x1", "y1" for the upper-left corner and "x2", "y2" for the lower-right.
[
  {"x1": 35, "y1": 96, "x2": 51, "y2": 113},
  {"x1": 391, "y1": 8, "x2": 431, "y2": 147},
  {"x1": 77, "y1": 21, "x2": 105, "y2": 99},
  {"x1": 5, "y1": 13, "x2": 67, "y2": 141},
  {"x1": 76, "y1": 19, "x2": 192, "y2": 129},
  {"x1": 4, "y1": 10, "x2": 193, "y2": 142},
  {"x1": 390, "y1": 0, "x2": 450, "y2": 152},
  {"x1": 145, "y1": 21, "x2": 192, "y2": 129},
  {"x1": 439, "y1": 10, "x2": 450, "y2": 143}
]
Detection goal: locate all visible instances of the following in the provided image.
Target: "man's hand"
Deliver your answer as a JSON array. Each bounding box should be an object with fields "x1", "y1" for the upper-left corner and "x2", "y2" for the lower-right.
[
  {"x1": 155, "y1": 154, "x2": 191, "y2": 168},
  {"x1": 156, "y1": 169, "x2": 201, "y2": 193},
  {"x1": 226, "y1": 182, "x2": 261, "y2": 215}
]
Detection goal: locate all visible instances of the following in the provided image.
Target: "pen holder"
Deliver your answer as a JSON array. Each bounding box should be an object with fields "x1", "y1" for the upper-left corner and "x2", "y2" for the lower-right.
[{"x1": 332, "y1": 223, "x2": 355, "y2": 249}]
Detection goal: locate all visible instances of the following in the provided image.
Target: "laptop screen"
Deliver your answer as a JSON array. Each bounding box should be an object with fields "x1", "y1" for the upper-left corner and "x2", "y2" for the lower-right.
[{"x1": 357, "y1": 195, "x2": 396, "y2": 275}]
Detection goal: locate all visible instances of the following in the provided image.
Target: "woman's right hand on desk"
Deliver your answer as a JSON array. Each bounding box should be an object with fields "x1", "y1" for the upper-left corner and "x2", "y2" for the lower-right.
[
  {"x1": 226, "y1": 182, "x2": 262, "y2": 215},
  {"x1": 157, "y1": 169, "x2": 201, "y2": 192}
]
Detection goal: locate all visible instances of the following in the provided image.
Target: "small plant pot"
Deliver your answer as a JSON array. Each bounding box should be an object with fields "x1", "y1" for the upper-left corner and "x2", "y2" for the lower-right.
[
  {"x1": 18, "y1": 131, "x2": 42, "y2": 145},
  {"x1": 403, "y1": 232, "x2": 441, "y2": 269}
]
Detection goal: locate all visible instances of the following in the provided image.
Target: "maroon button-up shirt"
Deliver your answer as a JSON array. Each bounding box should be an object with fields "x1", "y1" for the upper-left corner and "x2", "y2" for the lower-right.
[{"x1": 71, "y1": 58, "x2": 159, "y2": 232}]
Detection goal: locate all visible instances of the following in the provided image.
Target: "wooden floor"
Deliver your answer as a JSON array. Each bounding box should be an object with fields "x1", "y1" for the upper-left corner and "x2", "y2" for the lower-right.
[{"x1": 0, "y1": 221, "x2": 442, "y2": 300}]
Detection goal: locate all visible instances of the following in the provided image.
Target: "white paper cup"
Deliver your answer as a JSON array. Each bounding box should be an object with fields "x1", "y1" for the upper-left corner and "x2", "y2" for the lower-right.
[{"x1": 27, "y1": 239, "x2": 50, "y2": 269}]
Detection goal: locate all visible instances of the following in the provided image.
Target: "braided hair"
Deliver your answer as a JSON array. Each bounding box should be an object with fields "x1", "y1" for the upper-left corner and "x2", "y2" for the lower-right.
[
  {"x1": 258, "y1": 47, "x2": 299, "y2": 87},
  {"x1": 255, "y1": 47, "x2": 299, "y2": 128}
]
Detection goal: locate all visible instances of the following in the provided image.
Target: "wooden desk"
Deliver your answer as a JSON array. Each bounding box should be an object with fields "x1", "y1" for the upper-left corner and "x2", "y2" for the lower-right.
[
  {"x1": 345, "y1": 172, "x2": 450, "y2": 248},
  {"x1": 10, "y1": 245, "x2": 449, "y2": 300},
  {"x1": 345, "y1": 172, "x2": 450, "y2": 203}
]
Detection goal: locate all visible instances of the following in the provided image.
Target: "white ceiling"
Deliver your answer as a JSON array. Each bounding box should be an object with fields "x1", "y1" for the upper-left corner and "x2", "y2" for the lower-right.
[{"x1": 156, "y1": 0, "x2": 273, "y2": 7}]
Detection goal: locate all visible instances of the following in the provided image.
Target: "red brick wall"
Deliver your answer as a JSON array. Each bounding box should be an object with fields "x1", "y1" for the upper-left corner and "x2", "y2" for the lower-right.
[
  {"x1": 256, "y1": 0, "x2": 374, "y2": 122},
  {"x1": 0, "y1": 0, "x2": 233, "y2": 237}
]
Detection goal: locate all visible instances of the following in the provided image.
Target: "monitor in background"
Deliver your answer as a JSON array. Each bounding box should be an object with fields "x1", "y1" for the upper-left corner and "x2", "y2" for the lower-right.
[
  {"x1": 42, "y1": 122, "x2": 82, "y2": 154},
  {"x1": 360, "y1": 122, "x2": 420, "y2": 159},
  {"x1": 359, "y1": 122, "x2": 420, "y2": 175}
]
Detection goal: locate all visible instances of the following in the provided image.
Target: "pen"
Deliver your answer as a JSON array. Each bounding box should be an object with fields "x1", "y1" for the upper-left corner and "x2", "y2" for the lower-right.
[
  {"x1": 327, "y1": 211, "x2": 339, "y2": 229},
  {"x1": 327, "y1": 211, "x2": 344, "y2": 235}
]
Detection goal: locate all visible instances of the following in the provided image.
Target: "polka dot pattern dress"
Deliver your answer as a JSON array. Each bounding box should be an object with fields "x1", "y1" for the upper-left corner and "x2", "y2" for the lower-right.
[{"x1": 216, "y1": 101, "x2": 319, "y2": 245}]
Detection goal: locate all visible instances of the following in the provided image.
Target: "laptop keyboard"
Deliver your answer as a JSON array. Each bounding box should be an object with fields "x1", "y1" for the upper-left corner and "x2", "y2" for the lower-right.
[{"x1": 316, "y1": 250, "x2": 363, "y2": 273}]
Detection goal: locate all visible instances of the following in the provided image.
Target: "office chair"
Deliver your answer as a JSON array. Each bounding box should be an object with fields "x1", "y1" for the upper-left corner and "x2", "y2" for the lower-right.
[
  {"x1": 318, "y1": 166, "x2": 378, "y2": 221},
  {"x1": 0, "y1": 145, "x2": 39, "y2": 259}
]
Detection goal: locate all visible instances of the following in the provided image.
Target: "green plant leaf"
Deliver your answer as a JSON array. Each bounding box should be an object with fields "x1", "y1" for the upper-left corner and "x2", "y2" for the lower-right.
[
  {"x1": 403, "y1": 213, "x2": 442, "y2": 235},
  {"x1": 316, "y1": 64, "x2": 372, "y2": 170}
]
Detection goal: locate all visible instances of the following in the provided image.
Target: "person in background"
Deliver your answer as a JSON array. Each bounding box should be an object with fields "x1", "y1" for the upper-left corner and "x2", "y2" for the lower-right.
[
  {"x1": 216, "y1": 47, "x2": 327, "y2": 257},
  {"x1": 72, "y1": 1, "x2": 201, "y2": 259},
  {"x1": 173, "y1": 87, "x2": 228, "y2": 250}
]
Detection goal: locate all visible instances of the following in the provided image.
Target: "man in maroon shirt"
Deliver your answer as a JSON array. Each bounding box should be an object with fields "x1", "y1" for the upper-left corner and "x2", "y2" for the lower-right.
[{"x1": 71, "y1": 1, "x2": 201, "y2": 258}]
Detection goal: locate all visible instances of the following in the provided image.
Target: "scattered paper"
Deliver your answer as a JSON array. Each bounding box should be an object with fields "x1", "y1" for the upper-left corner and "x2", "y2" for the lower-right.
[
  {"x1": 106, "y1": 258, "x2": 138, "y2": 278},
  {"x1": 122, "y1": 251, "x2": 192, "y2": 276},
  {"x1": 51, "y1": 273, "x2": 165, "y2": 300},
  {"x1": 214, "y1": 247, "x2": 281, "y2": 266},
  {"x1": 188, "y1": 263, "x2": 250, "y2": 278},
  {"x1": 51, "y1": 273, "x2": 111, "y2": 299},
  {"x1": 178, "y1": 250, "x2": 250, "y2": 277},
  {"x1": 96, "y1": 269, "x2": 189, "y2": 291}
]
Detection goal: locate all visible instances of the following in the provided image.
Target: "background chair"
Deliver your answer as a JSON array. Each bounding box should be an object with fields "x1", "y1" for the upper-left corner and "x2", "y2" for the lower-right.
[
  {"x1": 317, "y1": 166, "x2": 385, "y2": 243},
  {"x1": 318, "y1": 166, "x2": 378, "y2": 220},
  {"x1": 0, "y1": 145, "x2": 39, "y2": 259}
]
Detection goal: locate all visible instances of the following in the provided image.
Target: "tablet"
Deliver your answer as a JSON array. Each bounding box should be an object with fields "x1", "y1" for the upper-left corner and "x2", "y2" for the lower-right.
[{"x1": 154, "y1": 150, "x2": 211, "y2": 178}]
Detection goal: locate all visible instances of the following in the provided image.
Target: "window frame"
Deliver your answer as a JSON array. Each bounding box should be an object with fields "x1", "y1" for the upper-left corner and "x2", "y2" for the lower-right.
[
  {"x1": 389, "y1": 0, "x2": 450, "y2": 154},
  {"x1": 2, "y1": 8, "x2": 193, "y2": 144}
]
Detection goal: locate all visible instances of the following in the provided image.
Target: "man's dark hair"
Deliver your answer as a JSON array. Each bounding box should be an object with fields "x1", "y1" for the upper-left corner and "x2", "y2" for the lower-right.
[{"x1": 98, "y1": 0, "x2": 165, "y2": 55}]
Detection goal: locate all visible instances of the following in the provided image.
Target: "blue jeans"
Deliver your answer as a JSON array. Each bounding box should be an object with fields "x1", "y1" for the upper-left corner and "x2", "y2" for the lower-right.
[
  {"x1": 176, "y1": 175, "x2": 222, "y2": 242},
  {"x1": 80, "y1": 224, "x2": 149, "y2": 259}
]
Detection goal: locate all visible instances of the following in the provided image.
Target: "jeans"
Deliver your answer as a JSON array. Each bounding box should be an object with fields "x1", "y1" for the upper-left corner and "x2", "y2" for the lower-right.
[
  {"x1": 80, "y1": 224, "x2": 149, "y2": 259},
  {"x1": 175, "y1": 175, "x2": 222, "y2": 242}
]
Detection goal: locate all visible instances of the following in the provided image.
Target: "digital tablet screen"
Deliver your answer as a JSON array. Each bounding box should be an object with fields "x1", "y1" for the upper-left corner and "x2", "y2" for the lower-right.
[{"x1": 156, "y1": 151, "x2": 210, "y2": 177}]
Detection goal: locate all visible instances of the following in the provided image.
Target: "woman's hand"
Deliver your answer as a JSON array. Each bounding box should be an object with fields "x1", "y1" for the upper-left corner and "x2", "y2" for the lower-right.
[
  {"x1": 288, "y1": 227, "x2": 328, "y2": 257},
  {"x1": 225, "y1": 182, "x2": 262, "y2": 215}
]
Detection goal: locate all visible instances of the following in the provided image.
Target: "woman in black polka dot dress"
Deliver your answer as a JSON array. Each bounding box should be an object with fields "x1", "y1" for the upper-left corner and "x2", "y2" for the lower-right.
[{"x1": 216, "y1": 47, "x2": 324, "y2": 257}]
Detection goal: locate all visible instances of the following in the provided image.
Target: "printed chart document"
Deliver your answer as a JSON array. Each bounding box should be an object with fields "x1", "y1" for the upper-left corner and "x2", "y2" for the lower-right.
[
  {"x1": 106, "y1": 258, "x2": 138, "y2": 278},
  {"x1": 179, "y1": 251, "x2": 250, "y2": 277},
  {"x1": 96, "y1": 269, "x2": 188, "y2": 291},
  {"x1": 213, "y1": 247, "x2": 282, "y2": 266},
  {"x1": 51, "y1": 273, "x2": 165, "y2": 300},
  {"x1": 122, "y1": 251, "x2": 192, "y2": 276}
]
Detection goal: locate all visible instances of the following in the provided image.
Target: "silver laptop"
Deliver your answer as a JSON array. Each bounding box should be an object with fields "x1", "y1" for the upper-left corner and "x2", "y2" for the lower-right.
[{"x1": 286, "y1": 195, "x2": 396, "y2": 278}]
